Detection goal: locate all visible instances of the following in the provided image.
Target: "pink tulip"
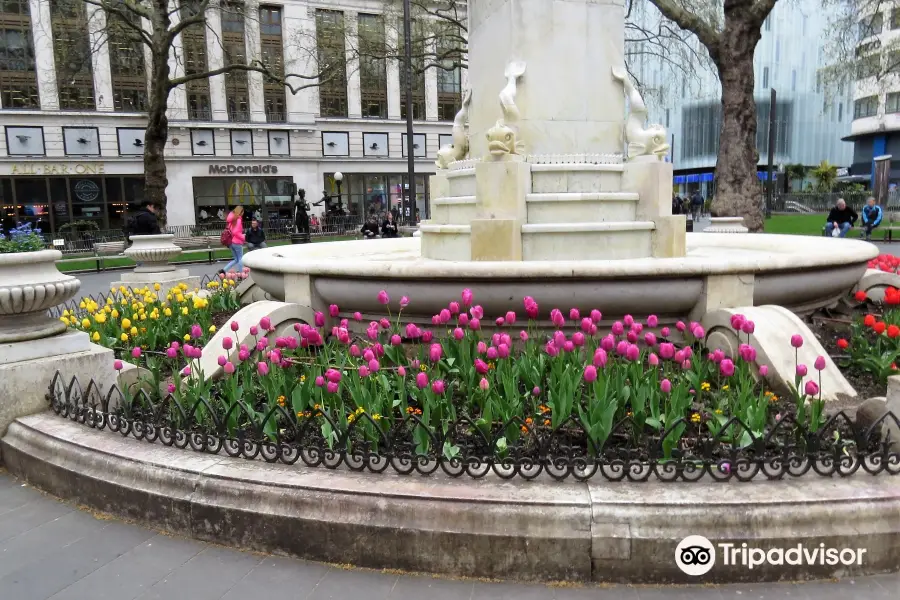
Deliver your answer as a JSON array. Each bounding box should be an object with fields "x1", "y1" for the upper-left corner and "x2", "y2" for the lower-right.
[
  {"x1": 796, "y1": 364, "x2": 808, "y2": 377},
  {"x1": 790, "y1": 334, "x2": 804, "y2": 348},
  {"x1": 449, "y1": 301, "x2": 460, "y2": 315},
  {"x1": 366, "y1": 327, "x2": 378, "y2": 341},
  {"x1": 563, "y1": 340, "x2": 575, "y2": 353},
  {"x1": 221, "y1": 337, "x2": 234, "y2": 350},
  {"x1": 432, "y1": 379, "x2": 446, "y2": 394},
  {"x1": 249, "y1": 326, "x2": 259, "y2": 336},
  {"x1": 416, "y1": 372, "x2": 429, "y2": 389},
  {"x1": 601, "y1": 334, "x2": 615, "y2": 352},
  {"x1": 495, "y1": 317, "x2": 505, "y2": 327},
  {"x1": 525, "y1": 299, "x2": 539, "y2": 320},
  {"x1": 648, "y1": 353, "x2": 659, "y2": 366},
  {"x1": 398, "y1": 366, "x2": 407, "y2": 377},
  {"x1": 675, "y1": 321, "x2": 686, "y2": 332},
  {"x1": 486, "y1": 346, "x2": 499, "y2": 360},
  {"x1": 572, "y1": 332, "x2": 585, "y2": 347},
  {"x1": 584, "y1": 365, "x2": 598, "y2": 383},
  {"x1": 167, "y1": 384, "x2": 176, "y2": 394},
  {"x1": 182, "y1": 366, "x2": 191, "y2": 377},
  {"x1": 348, "y1": 345, "x2": 360, "y2": 358},
  {"x1": 114, "y1": 359, "x2": 124, "y2": 371},
  {"x1": 238, "y1": 349, "x2": 250, "y2": 362},
  {"x1": 712, "y1": 349, "x2": 725, "y2": 363},
  {"x1": 720, "y1": 359, "x2": 735, "y2": 377},
  {"x1": 421, "y1": 331, "x2": 434, "y2": 343},
  {"x1": 730, "y1": 314, "x2": 745, "y2": 330},
  {"x1": 683, "y1": 346, "x2": 694, "y2": 359},
  {"x1": 532, "y1": 386, "x2": 541, "y2": 396},
  {"x1": 217, "y1": 355, "x2": 227, "y2": 367},
  {"x1": 431, "y1": 315, "x2": 440, "y2": 325},
  {"x1": 814, "y1": 356, "x2": 826, "y2": 371},
  {"x1": 644, "y1": 332, "x2": 657, "y2": 347},
  {"x1": 363, "y1": 349, "x2": 375, "y2": 362},
  {"x1": 439, "y1": 309, "x2": 451, "y2": 323},
  {"x1": 314, "y1": 312, "x2": 325, "y2": 327},
  {"x1": 314, "y1": 375, "x2": 325, "y2": 387},
  {"x1": 545, "y1": 342, "x2": 560, "y2": 357},
  {"x1": 681, "y1": 359, "x2": 692, "y2": 370},
  {"x1": 260, "y1": 316, "x2": 272, "y2": 331},
  {"x1": 477, "y1": 341, "x2": 487, "y2": 354},
  {"x1": 429, "y1": 343, "x2": 443, "y2": 362},
  {"x1": 191, "y1": 324, "x2": 202, "y2": 339},
  {"x1": 804, "y1": 380, "x2": 819, "y2": 396},
  {"x1": 550, "y1": 309, "x2": 565, "y2": 327},
  {"x1": 626, "y1": 331, "x2": 638, "y2": 344},
  {"x1": 660, "y1": 378, "x2": 672, "y2": 394},
  {"x1": 569, "y1": 308, "x2": 580, "y2": 321},
  {"x1": 759, "y1": 365, "x2": 769, "y2": 377},
  {"x1": 647, "y1": 315, "x2": 659, "y2": 328},
  {"x1": 632, "y1": 322, "x2": 644, "y2": 334},
  {"x1": 400, "y1": 296, "x2": 410, "y2": 308},
  {"x1": 368, "y1": 358, "x2": 380, "y2": 372},
  {"x1": 593, "y1": 349, "x2": 608, "y2": 367},
  {"x1": 661, "y1": 326, "x2": 670, "y2": 337},
  {"x1": 379, "y1": 318, "x2": 390, "y2": 330},
  {"x1": 354, "y1": 311, "x2": 362, "y2": 321},
  {"x1": 326, "y1": 368, "x2": 342, "y2": 383},
  {"x1": 166, "y1": 347, "x2": 177, "y2": 359},
  {"x1": 475, "y1": 359, "x2": 489, "y2": 374},
  {"x1": 404, "y1": 323, "x2": 419, "y2": 339},
  {"x1": 611, "y1": 321, "x2": 625, "y2": 336},
  {"x1": 520, "y1": 330, "x2": 529, "y2": 342},
  {"x1": 505, "y1": 311, "x2": 517, "y2": 325},
  {"x1": 326, "y1": 381, "x2": 339, "y2": 394},
  {"x1": 329, "y1": 304, "x2": 340, "y2": 318},
  {"x1": 659, "y1": 342, "x2": 675, "y2": 360},
  {"x1": 224, "y1": 361, "x2": 235, "y2": 375},
  {"x1": 458, "y1": 313, "x2": 470, "y2": 326},
  {"x1": 257, "y1": 362, "x2": 269, "y2": 376},
  {"x1": 358, "y1": 365, "x2": 369, "y2": 377},
  {"x1": 553, "y1": 331, "x2": 566, "y2": 348},
  {"x1": 461, "y1": 288, "x2": 473, "y2": 307},
  {"x1": 453, "y1": 327, "x2": 465, "y2": 341},
  {"x1": 479, "y1": 377, "x2": 490, "y2": 391},
  {"x1": 377, "y1": 290, "x2": 390, "y2": 305},
  {"x1": 129, "y1": 347, "x2": 141, "y2": 359},
  {"x1": 625, "y1": 344, "x2": 640, "y2": 362},
  {"x1": 230, "y1": 321, "x2": 240, "y2": 332},
  {"x1": 673, "y1": 350, "x2": 685, "y2": 364},
  {"x1": 623, "y1": 315, "x2": 634, "y2": 327},
  {"x1": 741, "y1": 320, "x2": 755, "y2": 335},
  {"x1": 390, "y1": 334, "x2": 401, "y2": 346},
  {"x1": 616, "y1": 340, "x2": 629, "y2": 356},
  {"x1": 470, "y1": 305, "x2": 484, "y2": 320},
  {"x1": 692, "y1": 325, "x2": 705, "y2": 339},
  {"x1": 590, "y1": 309, "x2": 602, "y2": 324},
  {"x1": 469, "y1": 318, "x2": 481, "y2": 331}
]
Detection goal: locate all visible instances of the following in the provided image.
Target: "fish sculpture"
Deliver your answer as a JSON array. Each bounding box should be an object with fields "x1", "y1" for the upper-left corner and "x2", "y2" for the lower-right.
[
  {"x1": 486, "y1": 61, "x2": 526, "y2": 157},
  {"x1": 435, "y1": 89, "x2": 473, "y2": 169},
  {"x1": 610, "y1": 66, "x2": 669, "y2": 160}
]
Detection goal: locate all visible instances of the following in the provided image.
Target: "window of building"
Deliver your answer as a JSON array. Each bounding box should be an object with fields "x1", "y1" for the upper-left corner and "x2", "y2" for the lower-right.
[
  {"x1": 436, "y1": 24, "x2": 463, "y2": 121},
  {"x1": 854, "y1": 95, "x2": 878, "y2": 118},
  {"x1": 222, "y1": 1, "x2": 249, "y2": 122},
  {"x1": 765, "y1": 15, "x2": 771, "y2": 31},
  {"x1": 859, "y1": 12, "x2": 884, "y2": 41},
  {"x1": 0, "y1": 0, "x2": 39, "y2": 109},
  {"x1": 791, "y1": 69, "x2": 796, "y2": 92},
  {"x1": 839, "y1": 102, "x2": 843, "y2": 121},
  {"x1": 260, "y1": 5, "x2": 286, "y2": 122},
  {"x1": 316, "y1": 9, "x2": 348, "y2": 118},
  {"x1": 358, "y1": 13, "x2": 387, "y2": 118},
  {"x1": 180, "y1": 3, "x2": 211, "y2": 120},
  {"x1": 887, "y1": 92, "x2": 900, "y2": 114},
  {"x1": 856, "y1": 52, "x2": 881, "y2": 79},
  {"x1": 893, "y1": 9, "x2": 900, "y2": 29},
  {"x1": 762, "y1": 66, "x2": 768, "y2": 89},
  {"x1": 50, "y1": 0, "x2": 95, "y2": 110},
  {"x1": 106, "y1": 8, "x2": 147, "y2": 112},
  {"x1": 399, "y1": 21, "x2": 426, "y2": 120},
  {"x1": 889, "y1": 50, "x2": 900, "y2": 73}
]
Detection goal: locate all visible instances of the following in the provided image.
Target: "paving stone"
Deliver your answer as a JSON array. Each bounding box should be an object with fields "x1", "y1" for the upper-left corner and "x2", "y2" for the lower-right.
[
  {"x1": 0, "y1": 520, "x2": 154, "y2": 600},
  {"x1": 220, "y1": 556, "x2": 330, "y2": 600},
  {"x1": 389, "y1": 574, "x2": 475, "y2": 600},
  {"x1": 307, "y1": 568, "x2": 399, "y2": 600},
  {"x1": 133, "y1": 546, "x2": 263, "y2": 600},
  {"x1": 0, "y1": 509, "x2": 101, "y2": 579},
  {"x1": 0, "y1": 479, "x2": 35, "y2": 514},
  {"x1": 0, "y1": 496, "x2": 73, "y2": 543},
  {"x1": 470, "y1": 581, "x2": 562, "y2": 600},
  {"x1": 47, "y1": 534, "x2": 205, "y2": 600}
]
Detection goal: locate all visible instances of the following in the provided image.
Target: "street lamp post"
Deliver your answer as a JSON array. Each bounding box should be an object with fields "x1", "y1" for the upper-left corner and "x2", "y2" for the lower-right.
[
  {"x1": 402, "y1": 0, "x2": 416, "y2": 226},
  {"x1": 765, "y1": 88, "x2": 777, "y2": 219},
  {"x1": 334, "y1": 171, "x2": 344, "y2": 212}
]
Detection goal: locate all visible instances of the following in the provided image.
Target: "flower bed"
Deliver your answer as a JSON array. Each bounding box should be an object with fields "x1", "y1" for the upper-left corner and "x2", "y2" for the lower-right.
[
  {"x1": 59, "y1": 276, "x2": 241, "y2": 358},
  {"x1": 868, "y1": 254, "x2": 900, "y2": 274},
  {"x1": 54, "y1": 288, "x2": 897, "y2": 483}
]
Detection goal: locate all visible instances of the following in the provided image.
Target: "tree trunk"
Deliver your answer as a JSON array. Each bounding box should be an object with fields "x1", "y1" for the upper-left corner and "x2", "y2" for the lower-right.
[
  {"x1": 144, "y1": 8, "x2": 172, "y2": 227},
  {"x1": 711, "y1": 7, "x2": 764, "y2": 232}
]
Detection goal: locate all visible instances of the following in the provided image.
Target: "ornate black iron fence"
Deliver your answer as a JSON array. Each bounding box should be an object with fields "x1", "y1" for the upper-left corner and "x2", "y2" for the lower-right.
[{"x1": 47, "y1": 372, "x2": 900, "y2": 482}]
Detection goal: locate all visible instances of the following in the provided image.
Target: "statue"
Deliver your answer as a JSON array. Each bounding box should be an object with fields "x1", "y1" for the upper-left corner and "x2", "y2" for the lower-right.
[
  {"x1": 611, "y1": 66, "x2": 670, "y2": 161},
  {"x1": 486, "y1": 61, "x2": 526, "y2": 157},
  {"x1": 291, "y1": 188, "x2": 309, "y2": 237},
  {"x1": 435, "y1": 89, "x2": 473, "y2": 169}
]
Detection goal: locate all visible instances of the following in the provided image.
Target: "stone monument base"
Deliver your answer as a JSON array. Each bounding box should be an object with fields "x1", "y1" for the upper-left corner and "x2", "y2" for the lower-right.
[
  {"x1": 0, "y1": 330, "x2": 115, "y2": 436},
  {"x1": 118, "y1": 269, "x2": 201, "y2": 296}
]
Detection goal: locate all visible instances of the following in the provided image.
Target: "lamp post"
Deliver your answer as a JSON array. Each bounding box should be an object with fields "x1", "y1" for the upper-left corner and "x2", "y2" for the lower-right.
[
  {"x1": 334, "y1": 171, "x2": 344, "y2": 212},
  {"x1": 765, "y1": 88, "x2": 777, "y2": 219},
  {"x1": 402, "y1": 0, "x2": 415, "y2": 226}
]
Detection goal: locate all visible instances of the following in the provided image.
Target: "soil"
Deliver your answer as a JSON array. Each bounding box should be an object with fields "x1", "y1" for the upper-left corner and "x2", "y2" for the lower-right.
[{"x1": 212, "y1": 309, "x2": 239, "y2": 331}]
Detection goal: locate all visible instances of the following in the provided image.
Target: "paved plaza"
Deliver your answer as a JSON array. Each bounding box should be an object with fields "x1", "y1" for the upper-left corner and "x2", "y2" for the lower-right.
[{"x1": 0, "y1": 473, "x2": 896, "y2": 600}]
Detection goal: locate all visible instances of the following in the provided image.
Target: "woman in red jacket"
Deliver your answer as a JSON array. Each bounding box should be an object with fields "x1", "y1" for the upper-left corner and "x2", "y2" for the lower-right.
[{"x1": 221, "y1": 206, "x2": 246, "y2": 275}]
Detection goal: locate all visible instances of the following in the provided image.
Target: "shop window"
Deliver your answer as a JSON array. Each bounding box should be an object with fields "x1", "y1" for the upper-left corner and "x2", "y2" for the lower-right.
[{"x1": 14, "y1": 178, "x2": 50, "y2": 232}]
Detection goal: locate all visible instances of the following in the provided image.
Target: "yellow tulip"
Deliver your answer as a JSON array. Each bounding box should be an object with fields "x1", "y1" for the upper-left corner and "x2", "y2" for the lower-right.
[
  {"x1": 183, "y1": 334, "x2": 191, "y2": 342},
  {"x1": 79, "y1": 301, "x2": 86, "y2": 309},
  {"x1": 164, "y1": 308, "x2": 172, "y2": 317},
  {"x1": 154, "y1": 283, "x2": 161, "y2": 291},
  {"x1": 81, "y1": 318, "x2": 91, "y2": 329},
  {"x1": 60, "y1": 317, "x2": 68, "y2": 324},
  {"x1": 176, "y1": 294, "x2": 185, "y2": 303},
  {"x1": 92, "y1": 331, "x2": 100, "y2": 342},
  {"x1": 120, "y1": 333, "x2": 129, "y2": 342},
  {"x1": 104, "y1": 306, "x2": 111, "y2": 314},
  {"x1": 111, "y1": 309, "x2": 119, "y2": 319},
  {"x1": 209, "y1": 325, "x2": 217, "y2": 333},
  {"x1": 119, "y1": 286, "x2": 126, "y2": 293},
  {"x1": 181, "y1": 307, "x2": 189, "y2": 315},
  {"x1": 122, "y1": 318, "x2": 132, "y2": 329},
  {"x1": 130, "y1": 326, "x2": 138, "y2": 336}
]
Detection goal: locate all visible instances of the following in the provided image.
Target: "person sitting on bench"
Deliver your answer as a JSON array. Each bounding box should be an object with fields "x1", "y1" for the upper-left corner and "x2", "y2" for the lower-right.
[
  {"x1": 861, "y1": 196, "x2": 883, "y2": 241},
  {"x1": 825, "y1": 198, "x2": 858, "y2": 238}
]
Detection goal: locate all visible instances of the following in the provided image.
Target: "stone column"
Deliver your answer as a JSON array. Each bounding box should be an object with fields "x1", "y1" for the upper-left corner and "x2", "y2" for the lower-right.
[
  {"x1": 167, "y1": 0, "x2": 188, "y2": 120},
  {"x1": 85, "y1": 3, "x2": 114, "y2": 111},
  {"x1": 470, "y1": 158, "x2": 531, "y2": 261},
  {"x1": 29, "y1": 0, "x2": 59, "y2": 111},
  {"x1": 467, "y1": 0, "x2": 626, "y2": 157},
  {"x1": 283, "y1": 2, "x2": 307, "y2": 120},
  {"x1": 386, "y1": 18, "x2": 401, "y2": 119},
  {"x1": 624, "y1": 159, "x2": 686, "y2": 258},
  {"x1": 424, "y1": 38, "x2": 438, "y2": 121},
  {"x1": 245, "y1": 0, "x2": 267, "y2": 123},
  {"x1": 345, "y1": 12, "x2": 362, "y2": 119},
  {"x1": 206, "y1": 1, "x2": 228, "y2": 121}
]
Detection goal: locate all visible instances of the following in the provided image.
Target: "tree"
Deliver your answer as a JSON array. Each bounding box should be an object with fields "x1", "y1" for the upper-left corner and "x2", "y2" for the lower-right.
[
  {"x1": 54, "y1": 1, "x2": 342, "y2": 225},
  {"x1": 784, "y1": 164, "x2": 808, "y2": 192},
  {"x1": 810, "y1": 160, "x2": 839, "y2": 192},
  {"x1": 644, "y1": 0, "x2": 779, "y2": 232}
]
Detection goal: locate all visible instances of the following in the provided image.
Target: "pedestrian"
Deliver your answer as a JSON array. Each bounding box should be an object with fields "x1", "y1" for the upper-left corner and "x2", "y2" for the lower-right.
[
  {"x1": 691, "y1": 191, "x2": 704, "y2": 221},
  {"x1": 361, "y1": 215, "x2": 380, "y2": 240},
  {"x1": 125, "y1": 200, "x2": 161, "y2": 245},
  {"x1": 672, "y1": 194, "x2": 682, "y2": 215},
  {"x1": 220, "y1": 205, "x2": 246, "y2": 275},
  {"x1": 861, "y1": 196, "x2": 883, "y2": 241},
  {"x1": 824, "y1": 198, "x2": 858, "y2": 238},
  {"x1": 246, "y1": 218, "x2": 267, "y2": 251},
  {"x1": 381, "y1": 212, "x2": 399, "y2": 238}
]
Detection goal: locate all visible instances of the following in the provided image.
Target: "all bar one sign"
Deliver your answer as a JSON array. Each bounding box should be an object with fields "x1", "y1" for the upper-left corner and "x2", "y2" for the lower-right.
[{"x1": 9, "y1": 162, "x2": 105, "y2": 175}]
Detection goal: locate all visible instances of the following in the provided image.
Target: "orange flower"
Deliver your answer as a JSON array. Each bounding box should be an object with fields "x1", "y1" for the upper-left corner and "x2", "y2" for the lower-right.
[
  {"x1": 889, "y1": 325, "x2": 900, "y2": 339},
  {"x1": 525, "y1": 417, "x2": 533, "y2": 425},
  {"x1": 874, "y1": 321, "x2": 887, "y2": 335},
  {"x1": 543, "y1": 419, "x2": 551, "y2": 426},
  {"x1": 864, "y1": 314, "x2": 877, "y2": 328},
  {"x1": 836, "y1": 338, "x2": 849, "y2": 350},
  {"x1": 854, "y1": 290, "x2": 867, "y2": 302}
]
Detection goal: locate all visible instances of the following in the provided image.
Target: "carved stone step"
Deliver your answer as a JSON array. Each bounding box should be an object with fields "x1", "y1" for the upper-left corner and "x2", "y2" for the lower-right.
[
  {"x1": 522, "y1": 221, "x2": 654, "y2": 260},
  {"x1": 526, "y1": 192, "x2": 639, "y2": 224}
]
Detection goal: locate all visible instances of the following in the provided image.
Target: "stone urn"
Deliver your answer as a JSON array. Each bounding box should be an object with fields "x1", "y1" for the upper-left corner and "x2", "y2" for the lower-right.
[
  {"x1": 124, "y1": 234, "x2": 183, "y2": 273},
  {"x1": 0, "y1": 249, "x2": 81, "y2": 343},
  {"x1": 703, "y1": 217, "x2": 748, "y2": 234}
]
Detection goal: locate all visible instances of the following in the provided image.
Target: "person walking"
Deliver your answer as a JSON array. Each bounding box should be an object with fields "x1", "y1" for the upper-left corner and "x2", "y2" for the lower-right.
[
  {"x1": 381, "y1": 212, "x2": 399, "y2": 238},
  {"x1": 246, "y1": 218, "x2": 267, "y2": 251},
  {"x1": 861, "y1": 196, "x2": 884, "y2": 241},
  {"x1": 824, "y1": 198, "x2": 858, "y2": 238},
  {"x1": 125, "y1": 200, "x2": 161, "y2": 245},
  {"x1": 361, "y1": 215, "x2": 380, "y2": 240},
  {"x1": 691, "y1": 191, "x2": 704, "y2": 221},
  {"x1": 220, "y1": 206, "x2": 246, "y2": 275}
]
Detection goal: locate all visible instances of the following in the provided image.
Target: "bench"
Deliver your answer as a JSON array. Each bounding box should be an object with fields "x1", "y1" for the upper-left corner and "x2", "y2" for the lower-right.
[{"x1": 92, "y1": 241, "x2": 126, "y2": 255}]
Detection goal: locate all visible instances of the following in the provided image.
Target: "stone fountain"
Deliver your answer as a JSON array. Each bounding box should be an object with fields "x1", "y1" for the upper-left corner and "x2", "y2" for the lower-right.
[{"x1": 243, "y1": 0, "x2": 878, "y2": 401}]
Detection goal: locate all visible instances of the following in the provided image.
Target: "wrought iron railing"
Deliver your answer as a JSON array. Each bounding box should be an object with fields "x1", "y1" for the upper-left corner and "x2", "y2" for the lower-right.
[
  {"x1": 46, "y1": 372, "x2": 900, "y2": 482},
  {"x1": 229, "y1": 111, "x2": 251, "y2": 123},
  {"x1": 188, "y1": 108, "x2": 212, "y2": 121}
]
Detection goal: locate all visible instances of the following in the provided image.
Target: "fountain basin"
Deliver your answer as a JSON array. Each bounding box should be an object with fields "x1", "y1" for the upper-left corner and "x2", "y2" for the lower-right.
[{"x1": 243, "y1": 234, "x2": 878, "y2": 323}]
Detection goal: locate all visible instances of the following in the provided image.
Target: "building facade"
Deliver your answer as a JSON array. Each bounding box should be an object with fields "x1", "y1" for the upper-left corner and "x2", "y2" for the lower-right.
[
  {"x1": 630, "y1": 0, "x2": 853, "y2": 197},
  {"x1": 847, "y1": 2, "x2": 900, "y2": 186},
  {"x1": 0, "y1": 0, "x2": 463, "y2": 234}
]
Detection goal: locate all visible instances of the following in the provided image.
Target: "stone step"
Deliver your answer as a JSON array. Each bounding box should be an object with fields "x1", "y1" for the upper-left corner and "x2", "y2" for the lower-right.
[
  {"x1": 521, "y1": 221, "x2": 655, "y2": 260},
  {"x1": 532, "y1": 164, "x2": 624, "y2": 194},
  {"x1": 446, "y1": 169, "x2": 476, "y2": 197},
  {"x1": 526, "y1": 192, "x2": 639, "y2": 223},
  {"x1": 431, "y1": 196, "x2": 478, "y2": 225},
  {"x1": 419, "y1": 222, "x2": 472, "y2": 261}
]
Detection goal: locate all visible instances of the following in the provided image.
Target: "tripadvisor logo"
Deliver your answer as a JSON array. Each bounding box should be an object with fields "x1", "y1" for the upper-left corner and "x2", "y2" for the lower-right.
[{"x1": 675, "y1": 535, "x2": 868, "y2": 576}]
